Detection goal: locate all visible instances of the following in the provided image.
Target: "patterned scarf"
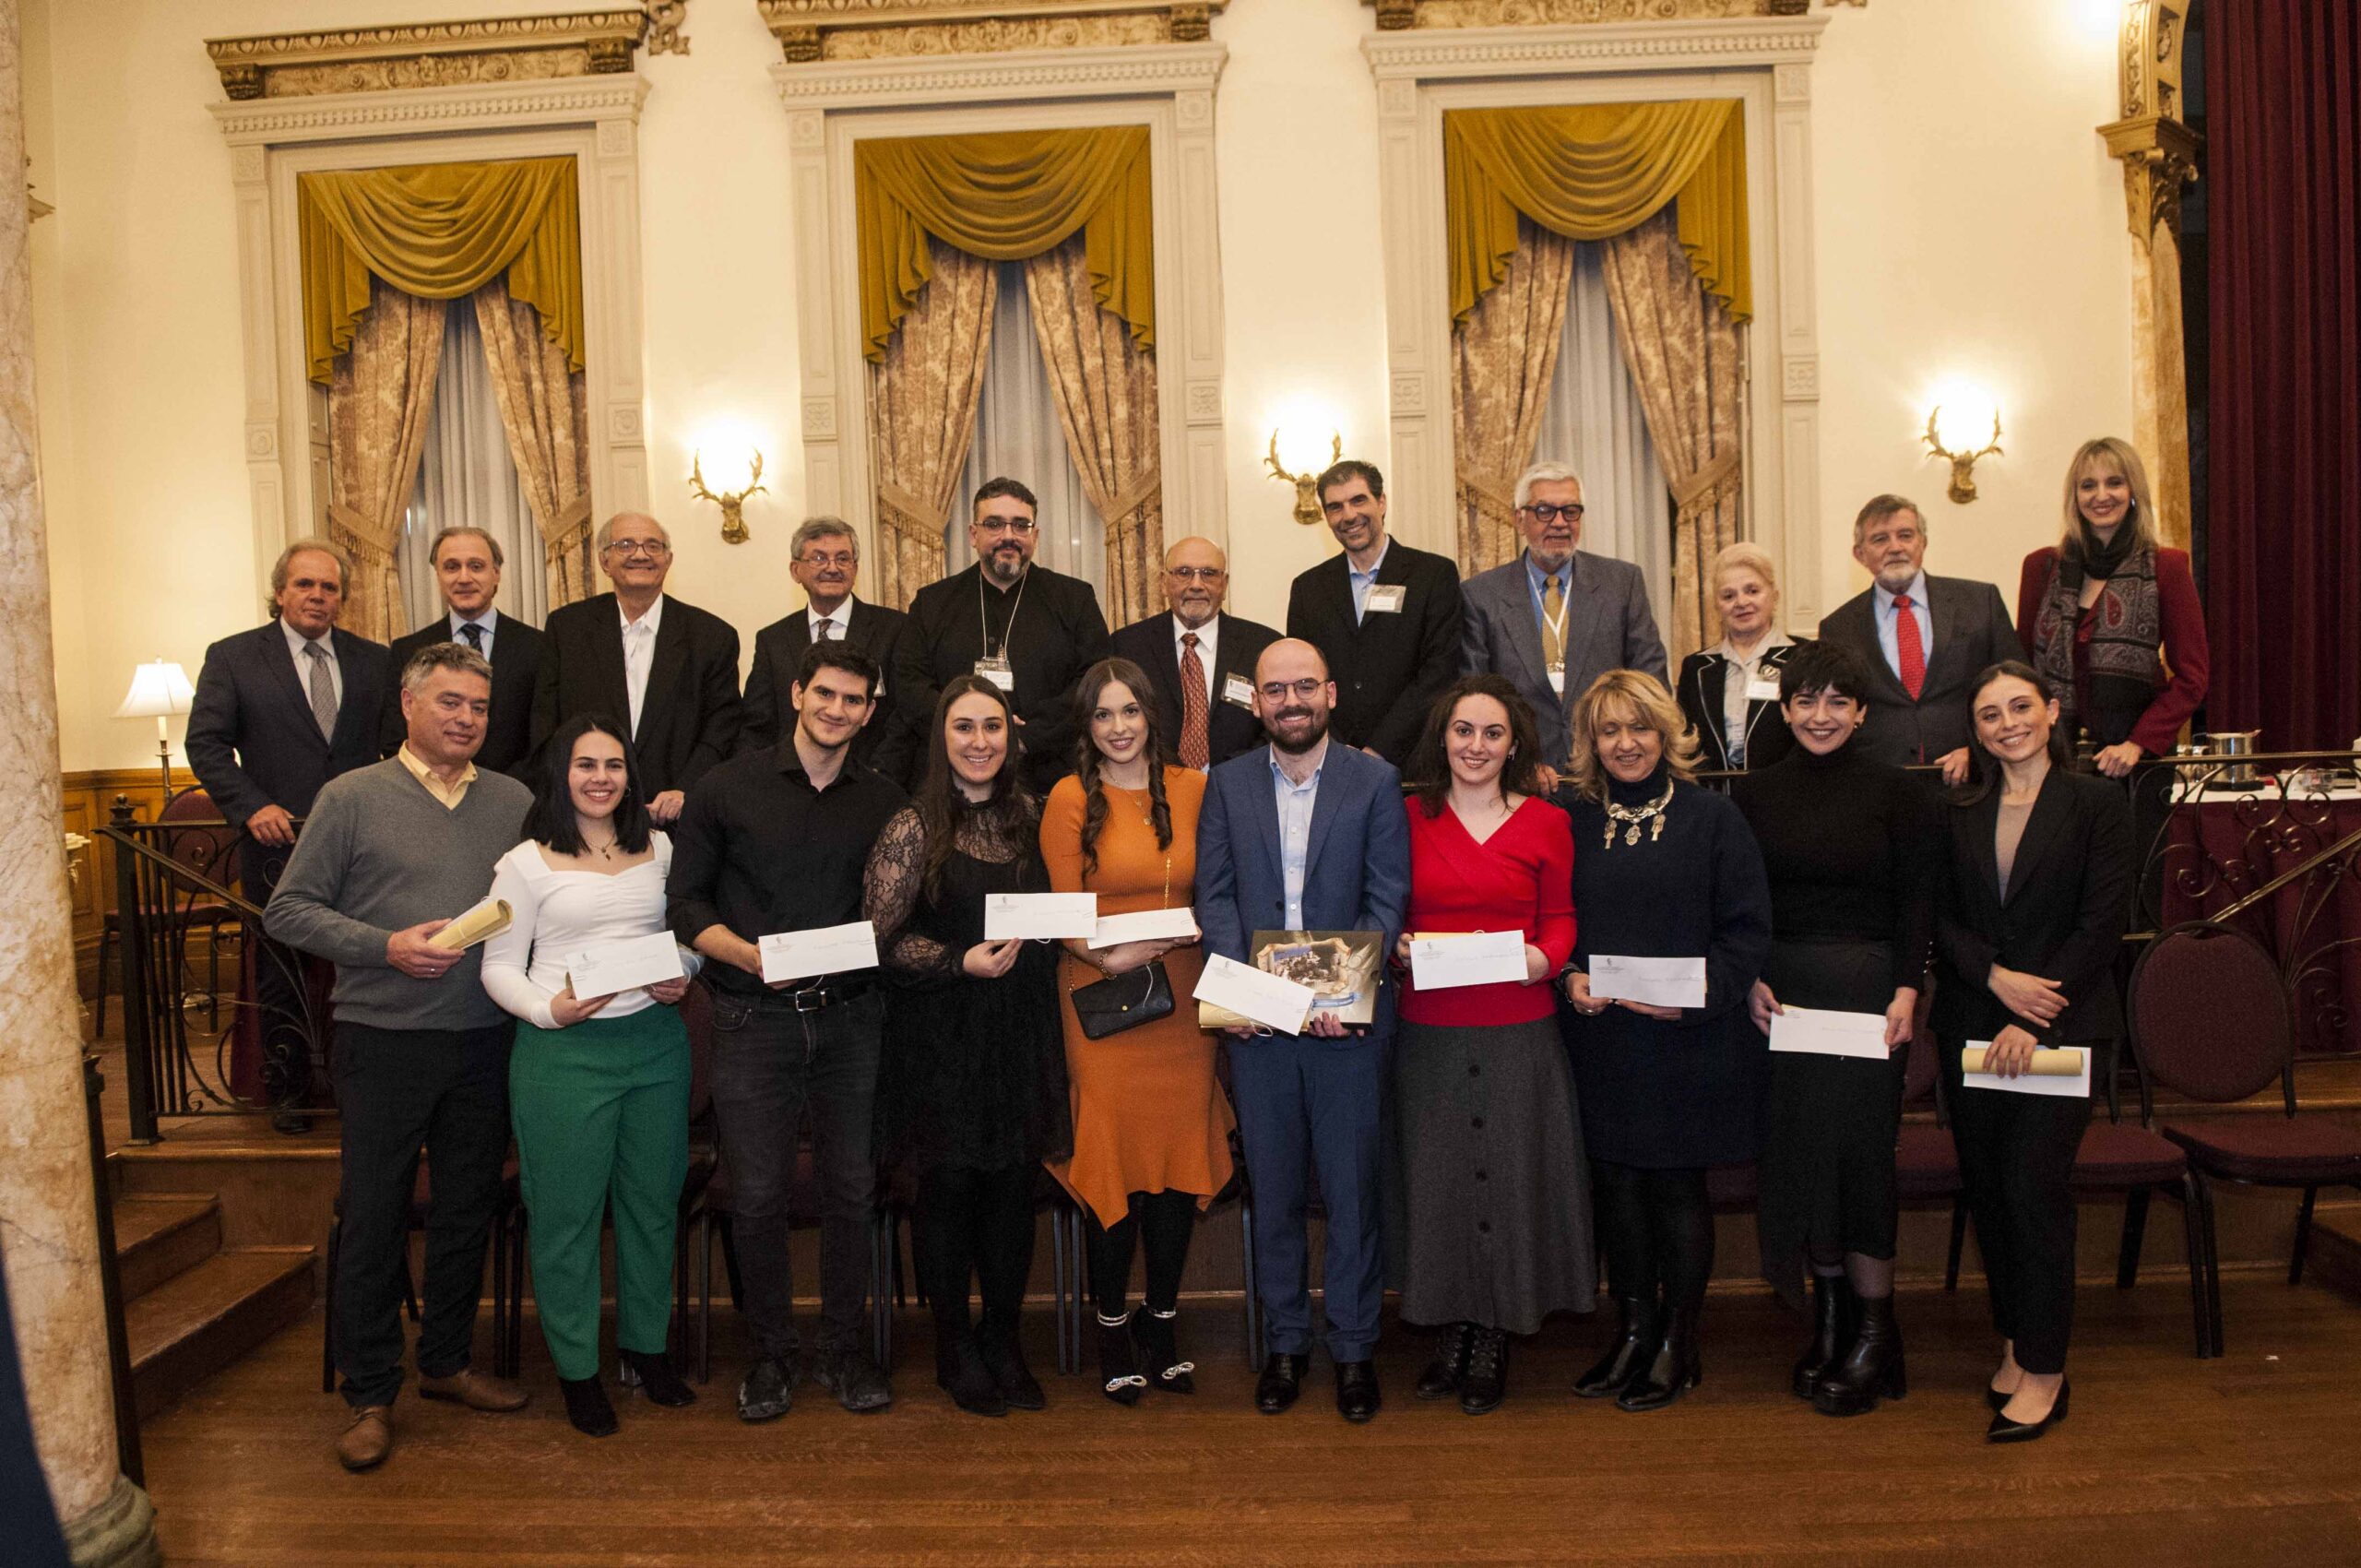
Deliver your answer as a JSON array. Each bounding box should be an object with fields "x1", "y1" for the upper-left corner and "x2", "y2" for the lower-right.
[{"x1": 2032, "y1": 540, "x2": 2162, "y2": 738}]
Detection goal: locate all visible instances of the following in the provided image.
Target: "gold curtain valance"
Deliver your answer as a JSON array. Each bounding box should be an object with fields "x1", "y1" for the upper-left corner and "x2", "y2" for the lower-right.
[
  {"x1": 1445, "y1": 101, "x2": 1750, "y2": 326},
  {"x1": 299, "y1": 156, "x2": 585, "y2": 386},
  {"x1": 857, "y1": 126, "x2": 1154, "y2": 364}
]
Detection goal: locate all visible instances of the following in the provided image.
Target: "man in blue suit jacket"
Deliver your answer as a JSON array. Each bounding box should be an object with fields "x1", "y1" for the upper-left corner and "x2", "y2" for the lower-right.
[{"x1": 1198, "y1": 637, "x2": 1409, "y2": 1423}]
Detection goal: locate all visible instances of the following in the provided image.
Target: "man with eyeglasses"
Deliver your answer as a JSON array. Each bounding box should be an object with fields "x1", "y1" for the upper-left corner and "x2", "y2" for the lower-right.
[
  {"x1": 1458, "y1": 460, "x2": 1666, "y2": 766},
  {"x1": 1109, "y1": 535, "x2": 1278, "y2": 770},
  {"x1": 740, "y1": 517, "x2": 907, "y2": 769},
  {"x1": 532, "y1": 512, "x2": 742, "y2": 824},
  {"x1": 884, "y1": 476, "x2": 1109, "y2": 793}
]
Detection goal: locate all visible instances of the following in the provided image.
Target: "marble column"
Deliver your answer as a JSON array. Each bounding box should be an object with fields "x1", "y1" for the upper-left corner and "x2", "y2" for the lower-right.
[{"x1": 0, "y1": 0, "x2": 160, "y2": 1562}]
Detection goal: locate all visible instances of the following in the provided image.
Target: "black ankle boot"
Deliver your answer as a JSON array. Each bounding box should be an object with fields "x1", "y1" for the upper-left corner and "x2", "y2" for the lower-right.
[
  {"x1": 1138, "y1": 1309, "x2": 1194, "y2": 1395},
  {"x1": 618, "y1": 1348, "x2": 696, "y2": 1408},
  {"x1": 1097, "y1": 1312, "x2": 1146, "y2": 1406},
  {"x1": 935, "y1": 1326, "x2": 1008, "y2": 1418},
  {"x1": 1459, "y1": 1326, "x2": 1509, "y2": 1416},
  {"x1": 1791, "y1": 1274, "x2": 1852, "y2": 1400},
  {"x1": 559, "y1": 1375, "x2": 619, "y2": 1437},
  {"x1": 1417, "y1": 1323, "x2": 1476, "y2": 1400},
  {"x1": 1572, "y1": 1295, "x2": 1655, "y2": 1399},
  {"x1": 1812, "y1": 1294, "x2": 1905, "y2": 1417},
  {"x1": 1616, "y1": 1303, "x2": 1703, "y2": 1412},
  {"x1": 978, "y1": 1307, "x2": 1045, "y2": 1411}
]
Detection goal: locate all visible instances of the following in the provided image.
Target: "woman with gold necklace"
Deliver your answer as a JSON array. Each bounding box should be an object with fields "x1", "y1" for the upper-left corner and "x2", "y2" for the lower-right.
[{"x1": 1556, "y1": 670, "x2": 1772, "y2": 1412}]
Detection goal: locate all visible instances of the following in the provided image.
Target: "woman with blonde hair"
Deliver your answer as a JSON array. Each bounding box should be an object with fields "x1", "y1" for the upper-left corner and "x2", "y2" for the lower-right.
[
  {"x1": 1555, "y1": 670, "x2": 1771, "y2": 1411},
  {"x1": 2016, "y1": 438, "x2": 2207, "y2": 778},
  {"x1": 1678, "y1": 541, "x2": 1805, "y2": 774}
]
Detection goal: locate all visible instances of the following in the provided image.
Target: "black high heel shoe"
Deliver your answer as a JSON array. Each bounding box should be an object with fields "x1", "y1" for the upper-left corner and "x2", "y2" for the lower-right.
[
  {"x1": 1097, "y1": 1312, "x2": 1146, "y2": 1407},
  {"x1": 618, "y1": 1348, "x2": 696, "y2": 1408},
  {"x1": 1987, "y1": 1377, "x2": 2069, "y2": 1443},
  {"x1": 1573, "y1": 1295, "x2": 1655, "y2": 1399},
  {"x1": 1812, "y1": 1295, "x2": 1904, "y2": 1418},
  {"x1": 1792, "y1": 1274, "x2": 1851, "y2": 1400},
  {"x1": 559, "y1": 1376, "x2": 619, "y2": 1438},
  {"x1": 1137, "y1": 1308, "x2": 1194, "y2": 1396},
  {"x1": 1616, "y1": 1304, "x2": 1702, "y2": 1413}
]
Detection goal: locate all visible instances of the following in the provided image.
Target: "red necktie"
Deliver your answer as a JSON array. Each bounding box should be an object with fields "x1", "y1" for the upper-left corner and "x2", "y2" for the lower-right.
[
  {"x1": 1893, "y1": 593, "x2": 1927, "y2": 701},
  {"x1": 1178, "y1": 633, "x2": 1211, "y2": 770}
]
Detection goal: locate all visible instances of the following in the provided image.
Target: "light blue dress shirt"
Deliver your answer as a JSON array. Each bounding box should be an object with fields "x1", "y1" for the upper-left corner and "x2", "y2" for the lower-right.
[
  {"x1": 1870, "y1": 572, "x2": 1933, "y2": 684},
  {"x1": 1268, "y1": 737, "x2": 1328, "y2": 930},
  {"x1": 448, "y1": 607, "x2": 499, "y2": 663},
  {"x1": 1347, "y1": 539, "x2": 1392, "y2": 624}
]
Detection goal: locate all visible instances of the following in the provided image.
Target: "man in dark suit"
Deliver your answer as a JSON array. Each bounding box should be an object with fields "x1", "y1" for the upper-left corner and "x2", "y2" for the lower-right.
[
  {"x1": 1816, "y1": 493, "x2": 2016, "y2": 785},
  {"x1": 1108, "y1": 534, "x2": 1279, "y2": 771},
  {"x1": 1284, "y1": 459, "x2": 1463, "y2": 766},
  {"x1": 531, "y1": 512, "x2": 742, "y2": 825},
  {"x1": 1458, "y1": 460, "x2": 1666, "y2": 764},
  {"x1": 1197, "y1": 637, "x2": 1410, "y2": 1425},
  {"x1": 376, "y1": 526, "x2": 544, "y2": 777},
  {"x1": 739, "y1": 515, "x2": 906, "y2": 768},
  {"x1": 185, "y1": 537, "x2": 394, "y2": 1126}
]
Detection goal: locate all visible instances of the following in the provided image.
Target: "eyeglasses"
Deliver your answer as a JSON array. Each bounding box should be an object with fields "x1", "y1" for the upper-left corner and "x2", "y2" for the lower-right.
[
  {"x1": 1259, "y1": 678, "x2": 1327, "y2": 702},
  {"x1": 604, "y1": 540, "x2": 670, "y2": 559},
  {"x1": 1520, "y1": 502, "x2": 1584, "y2": 525},
  {"x1": 799, "y1": 551, "x2": 857, "y2": 569},
  {"x1": 976, "y1": 517, "x2": 1038, "y2": 537},
  {"x1": 1165, "y1": 566, "x2": 1226, "y2": 583}
]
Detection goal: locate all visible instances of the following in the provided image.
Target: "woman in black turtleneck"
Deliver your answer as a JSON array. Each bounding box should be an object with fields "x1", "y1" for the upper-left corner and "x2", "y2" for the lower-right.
[
  {"x1": 1731, "y1": 640, "x2": 1936, "y2": 1419},
  {"x1": 1556, "y1": 671, "x2": 1771, "y2": 1413}
]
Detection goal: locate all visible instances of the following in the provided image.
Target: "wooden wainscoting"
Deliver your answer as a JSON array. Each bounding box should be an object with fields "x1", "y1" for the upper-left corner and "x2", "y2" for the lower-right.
[{"x1": 64, "y1": 766, "x2": 206, "y2": 998}]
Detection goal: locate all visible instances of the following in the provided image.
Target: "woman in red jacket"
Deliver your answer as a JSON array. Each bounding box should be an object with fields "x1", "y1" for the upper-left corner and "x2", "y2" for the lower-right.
[{"x1": 2017, "y1": 438, "x2": 2208, "y2": 778}]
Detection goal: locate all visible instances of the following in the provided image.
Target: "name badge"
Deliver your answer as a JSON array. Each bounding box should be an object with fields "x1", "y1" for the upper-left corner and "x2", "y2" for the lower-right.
[
  {"x1": 1548, "y1": 667, "x2": 1566, "y2": 696},
  {"x1": 973, "y1": 657, "x2": 1015, "y2": 693},
  {"x1": 1745, "y1": 676, "x2": 1783, "y2": 704},
  {"x1": 1223, "y1": 671, "x2": 1256, "y2": 709},
  {"x1": 1364, "y1": 584, "x2": 1406, "y2": 615}
]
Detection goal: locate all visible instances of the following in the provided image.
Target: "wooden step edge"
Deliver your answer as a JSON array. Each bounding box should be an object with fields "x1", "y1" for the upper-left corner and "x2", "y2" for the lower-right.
[
  {"x1": 2307, "y1": 1206, "x2": 2361, "y2": 1303},
  {"x1": 114, "y1": 1195, "x2": 223, "y2": 1301},
  {"x1": 127, "y1": 1247, "x2": 315, "y2": 1420}
]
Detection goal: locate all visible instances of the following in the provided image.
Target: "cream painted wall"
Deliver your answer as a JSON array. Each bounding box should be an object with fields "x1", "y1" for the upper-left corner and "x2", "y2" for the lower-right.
[{"x1": 30, "y1": 0, "x2": 2135, "y2": 771}]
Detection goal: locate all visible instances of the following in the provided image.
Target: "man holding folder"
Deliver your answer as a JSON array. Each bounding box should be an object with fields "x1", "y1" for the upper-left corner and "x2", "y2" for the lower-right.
[
  {"x1": 1196, "y1": 638, "x2": 1409, "y2": 1422},
  {"x1": 667, "y1": 642, "x2": 907, "y2": 1421}
]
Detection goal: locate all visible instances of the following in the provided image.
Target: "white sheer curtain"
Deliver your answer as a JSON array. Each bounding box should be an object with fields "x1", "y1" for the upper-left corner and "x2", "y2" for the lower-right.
[
  {"x1": 400, "y1": 302, "x2": 545, "y2": 631},
  {"x1": 1536, "y1": 240, "x2": 1673, "y2": 634},
  {"x1": 948, "y1": 259, "x2": 1106, "y2": 591}
]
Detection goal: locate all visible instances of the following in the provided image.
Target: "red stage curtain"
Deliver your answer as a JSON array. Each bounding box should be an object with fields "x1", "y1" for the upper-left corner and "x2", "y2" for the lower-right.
[{"x1": 2206, "y1": 2, "x2": 2361, "y2": 749}]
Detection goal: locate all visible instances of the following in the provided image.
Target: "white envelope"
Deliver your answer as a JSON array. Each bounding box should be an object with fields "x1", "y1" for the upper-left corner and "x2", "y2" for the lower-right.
[
  {"x1": 1409, "y1": 930, "x2": 1527, "y2": 991},
  {"x1": 1193, "y1": 954, "x2": 1315, "y2": 1035},
  {"x1": 759, "y1": 921, "x2": 881, "y2": 984},
  {"x1": 1090, "y1": 907, "x2": 1199, "y2": 948},
  {"x1": 1961, "y1": 1042, "x2": 2091, "y2": 1099},
  {"x1": 1589, "y1": 954, "x2": 1707, "y2": 1010},
  {"x1": 565, "y1": 932, "x2": 685, "y2": 997},
  {"x1": 1768, "y1": 1005, "x2": 1892, "y2": 1060},
  {"x1": 984, "y1": 892, "x2": 1097, "y2": 941}
]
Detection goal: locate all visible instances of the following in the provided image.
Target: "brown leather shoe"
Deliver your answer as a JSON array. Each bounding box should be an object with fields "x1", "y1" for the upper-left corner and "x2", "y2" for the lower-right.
[
  {"x1": 417, "y1": 1369, "x2": 530, "y2": 1412},
  {"x1": 336, "y1": 1407, "x2": 393, "y2": 1472}
]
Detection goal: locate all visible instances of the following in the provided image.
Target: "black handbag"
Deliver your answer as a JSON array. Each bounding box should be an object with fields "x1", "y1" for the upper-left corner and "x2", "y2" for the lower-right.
[{"x1": 1071, "y1": 960, "x2": 1175, "y2": 1040}]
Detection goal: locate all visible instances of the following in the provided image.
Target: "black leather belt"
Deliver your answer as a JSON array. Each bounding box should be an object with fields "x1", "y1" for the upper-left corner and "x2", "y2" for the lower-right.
[{"x1": 770, "y1": 975, "x2": 875, "y2": 1012}]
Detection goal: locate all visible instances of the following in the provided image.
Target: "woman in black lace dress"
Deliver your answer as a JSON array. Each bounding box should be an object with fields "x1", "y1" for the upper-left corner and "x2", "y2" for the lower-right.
[{"x1": 865, "y1": 674, "x2": 1071, "y2": 1417}]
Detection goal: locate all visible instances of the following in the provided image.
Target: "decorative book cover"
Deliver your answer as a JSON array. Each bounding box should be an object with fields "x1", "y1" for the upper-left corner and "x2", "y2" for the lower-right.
[{"x1": 1197, "y1": 930, "x2": 1384, "y2": 1031}]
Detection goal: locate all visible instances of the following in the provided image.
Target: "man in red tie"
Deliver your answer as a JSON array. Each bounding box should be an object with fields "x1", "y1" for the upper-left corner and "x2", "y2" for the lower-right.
[
  {"x1": 1108, "y1": 536, "x2": 1280, "y2": 772},
  {"x1": 1816, "y1": 494, "x2": 2017, "y2": 786}
]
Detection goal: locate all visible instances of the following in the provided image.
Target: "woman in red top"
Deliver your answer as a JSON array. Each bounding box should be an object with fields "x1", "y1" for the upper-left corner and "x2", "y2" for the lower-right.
[
  {"x1": 2017, "y1": 437, "x2": 2209, "y2": 778},
  {"x1": 1392, "y1": 673, "x2": 1584, "y2": 1416}
]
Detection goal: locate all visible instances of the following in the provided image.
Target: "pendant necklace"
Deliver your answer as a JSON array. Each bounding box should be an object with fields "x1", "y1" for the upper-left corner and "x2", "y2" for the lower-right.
[{"x1": 1602, "y1": 776, "x2": 1674, "y2": 850}]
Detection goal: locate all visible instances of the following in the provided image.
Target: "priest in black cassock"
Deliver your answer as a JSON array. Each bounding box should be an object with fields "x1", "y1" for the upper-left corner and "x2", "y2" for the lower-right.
[{"x1": 881, "y1": 476, "x2": 1110, "y2": 793}]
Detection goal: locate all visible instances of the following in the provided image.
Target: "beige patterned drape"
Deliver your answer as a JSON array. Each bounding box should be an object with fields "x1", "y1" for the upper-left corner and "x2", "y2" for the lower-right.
[
  {"x1": 1025, "y1": 235, "x2": 1164, "y2": 627},
  {"x1": 326, "y1": 276, "x2": 446, "y2": 643},
  {"x1": 1452, "y1": 220, "x2": 1575, "y2": 575},
  {"x1": 473, "y1": 275, "x2": 596, "y2": 609},
  {"x1": 867, "y1": 241, "x2": 998, "y2": 610},
  {"x1": 1600, "y1": 208, "x2": 1745, "y2": 663}
]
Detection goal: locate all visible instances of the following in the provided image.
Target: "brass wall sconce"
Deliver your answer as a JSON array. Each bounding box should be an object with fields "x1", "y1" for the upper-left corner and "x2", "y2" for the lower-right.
[
  {"x1": 690, "y1": 447, "x2": 765, "y2": 544},
  {"x1": 1924, "y1": 406, "x2": 2003, "y2": 504},
  {"x1": 1266, "y1": 430, "x2": 1342, "y2": 526}
]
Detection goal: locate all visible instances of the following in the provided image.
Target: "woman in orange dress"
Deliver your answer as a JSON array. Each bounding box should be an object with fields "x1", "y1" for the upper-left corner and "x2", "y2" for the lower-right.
[{"x1": 1041, "y1": 657, "x2": 1237, "y2": 1405}]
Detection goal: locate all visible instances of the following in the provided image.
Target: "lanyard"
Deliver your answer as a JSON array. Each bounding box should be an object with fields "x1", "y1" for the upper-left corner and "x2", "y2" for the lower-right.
[{"x1": 978, "y1": 567, "x2": 1029, "y2": 660}]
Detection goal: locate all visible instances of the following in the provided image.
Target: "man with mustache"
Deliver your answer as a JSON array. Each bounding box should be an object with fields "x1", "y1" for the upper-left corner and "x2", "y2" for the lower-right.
[
  {"x1": 1197, "y1": 637, "x2": 1410, "y2": 1424},
  {"x1": 1108, "y1": 534, "x2": 1279, "y2": 770},
  {"x1": 883, "y1": 476, "x2": 1110, "y2": 794},
  {"x1": 739, "y1": 516, "x2": 906, "y2": 770},
  {"x1": 1457, "y1": 461, "x2": 1667, "y2": 766}
]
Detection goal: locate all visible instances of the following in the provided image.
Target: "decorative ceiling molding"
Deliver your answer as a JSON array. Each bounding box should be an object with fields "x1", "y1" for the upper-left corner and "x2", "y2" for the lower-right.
[
  {"x1": 1361, "y1": 0, "x2": 1850, "y2": 27},
  {"x1": 769, "y1": 39, "x2": 1223, "y2": 105},
  {"x1": 757, "y1": 0, "x2": 1225, "y2": 64},
  {"x1": 1363, "y1": 17, "x2": 1825, "y2": 74},
  {"x1": 208, "y1": 76, "x2": 651, "y2": 146},
  {"x1": 204, "y1": 11, "x2": 650, "y2": 101}
]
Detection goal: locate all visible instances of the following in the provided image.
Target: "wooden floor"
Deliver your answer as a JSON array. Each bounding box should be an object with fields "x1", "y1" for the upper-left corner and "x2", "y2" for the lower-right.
[{"x1": 139, "y1": 1275, "x2": 2361, "y2": 1567}]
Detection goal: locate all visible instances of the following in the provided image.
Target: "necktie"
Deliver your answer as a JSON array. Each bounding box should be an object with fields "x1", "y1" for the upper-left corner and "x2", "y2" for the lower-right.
[
  {"x1": 459, "y1": 622, "x2": 484, "y2": 652},
  {"x1": 303, "y1": 642, "x2": 338, "y2": 741},
  {"x1": 1542, "y1": 574, "x2": 1565, "y2": 672},
  {"x1": 1178, "y1": 632, "x2": 1210, "y2": 771},
  {"x1": 1892, "y1": 593, "x2": 1928, "y2": 702},
  {"x1": 822, "y1": 617, "x2": 841, "y2": 642}
]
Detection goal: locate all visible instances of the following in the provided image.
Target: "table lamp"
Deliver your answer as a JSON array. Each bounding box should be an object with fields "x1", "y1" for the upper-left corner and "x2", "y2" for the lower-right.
[{"x1": 113, "y1": 659, "x2": 196, "y2": 802}]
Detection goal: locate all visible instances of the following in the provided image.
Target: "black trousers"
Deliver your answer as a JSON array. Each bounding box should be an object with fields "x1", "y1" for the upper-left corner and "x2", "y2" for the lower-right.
[
  {"x1": 243, "y1": 839, "x2": 316, "y2": 1109},
  {"x1": 1947, "y1": 1067, "x2": 2091, "y2": 1375},
  {"x1": 331, "y1": 1019, "x2": 514, "y2": 1408}
]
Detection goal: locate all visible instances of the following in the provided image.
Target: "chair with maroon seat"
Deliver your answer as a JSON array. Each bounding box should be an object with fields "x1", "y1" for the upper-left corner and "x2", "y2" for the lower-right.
[
  {"x1": 1891, "y1": 1021, "x2": 1973, "y2": 1288},
  {"x1": 2128, "y1": 921, "x2": 2361, "y2": 1355},
  {"x1": 2066, "y1": 1031, "x2": 2215, "y2": 1359}
]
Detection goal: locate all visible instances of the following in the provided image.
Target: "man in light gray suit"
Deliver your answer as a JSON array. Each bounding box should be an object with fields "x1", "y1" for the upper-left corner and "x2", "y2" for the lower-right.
[{"x1": 1459, "y1": 460, "x2": 1667, "y2": 763}]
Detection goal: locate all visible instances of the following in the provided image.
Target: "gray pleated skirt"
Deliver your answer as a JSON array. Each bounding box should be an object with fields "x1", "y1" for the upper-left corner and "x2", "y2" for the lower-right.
[{"x1": 1394, "y1": 1016, "x2": 1596, "y2": 1335}]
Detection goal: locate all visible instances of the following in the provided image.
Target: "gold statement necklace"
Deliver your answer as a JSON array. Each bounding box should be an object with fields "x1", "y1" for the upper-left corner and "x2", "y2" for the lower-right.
[{"x1": 1601, "y1": 776, "x2": 1675, "y2": 850}]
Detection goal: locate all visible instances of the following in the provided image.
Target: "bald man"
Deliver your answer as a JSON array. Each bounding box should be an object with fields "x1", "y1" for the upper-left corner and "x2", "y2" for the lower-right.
[
  {"x1": 531, "y1": 512, "x2": 742, "y2": 823},
  {"x1": 1108, "y1": 535, "x2": 1281, "y2": 770}
]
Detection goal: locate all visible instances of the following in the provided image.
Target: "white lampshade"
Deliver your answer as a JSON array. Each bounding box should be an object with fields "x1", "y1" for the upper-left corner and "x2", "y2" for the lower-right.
[{"x1": 114, "y1": 659, "x2": 196, "y2": 720}]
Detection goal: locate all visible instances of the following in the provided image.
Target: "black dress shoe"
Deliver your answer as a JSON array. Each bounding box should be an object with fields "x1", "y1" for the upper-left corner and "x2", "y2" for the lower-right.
[
  {"x1": 1335, "y1": 1360, "x2": 1382, "y2": 1423},
  {"x1": 736, "y1": 1356, "x2": 795, "y2": 1422},
  {"x1": 978, "y1": 1314, "x2": 1044, "y2": 1412},
  {"x1": 271, "y1": 1110, "x2": 314, "y2": 1136},
  {"x1": 1573, "y1": 1295, "x2": 1655, "y2": 1399},
  {"x1": 1416, "y1": 1323, "x2": 1475, "y2": 1401},
  {"x1": 936, "y1": 1338, "x2": 1008, "y2": 1418},
  {"x1": 1987, "y1": 1378, "x2": 2069, "y2": 1443},
  {"x1": 1792, "y1": 1273, "x2": 1851, "y2": 1400},
  {"x1": 559, "y1": 1376, "x2": 619, "y2": 1438},
  {"x1": 1616, "y1": 1304, "x2": 1702, "y2": 1413},
  {"x1": 1254, "y1": 1351, "x2": 1309, "y2": 1415},
  {"x1": 1459, "y1": 1327, "x2": 1508, "y2": 1417},
  {"x1": 618, "y1": 1348, "x2": 696, "y2": 1408},
  {"x1": 813, "y1": 1348, "x2": 895, "y2": 1413}
]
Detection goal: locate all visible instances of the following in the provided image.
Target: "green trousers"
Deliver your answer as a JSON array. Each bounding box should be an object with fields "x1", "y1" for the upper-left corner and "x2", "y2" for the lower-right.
[{"x1": 509, "y1": 1006, "x2": 690, "y2": 1381}]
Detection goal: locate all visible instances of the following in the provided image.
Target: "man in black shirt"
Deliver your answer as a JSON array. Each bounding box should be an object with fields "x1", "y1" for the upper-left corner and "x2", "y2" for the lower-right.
[
  {"x1": 667, "y1": 642, "x2": 906, "y2": 1420},
  {"x1": 881, "y1": 476, "x2": 1110, "y2": 792}
]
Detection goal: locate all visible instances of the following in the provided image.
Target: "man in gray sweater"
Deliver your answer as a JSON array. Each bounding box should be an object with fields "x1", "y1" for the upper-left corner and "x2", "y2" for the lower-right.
[{"x1": 267, "y1": 642, "x2": 534, "y2": 1472}]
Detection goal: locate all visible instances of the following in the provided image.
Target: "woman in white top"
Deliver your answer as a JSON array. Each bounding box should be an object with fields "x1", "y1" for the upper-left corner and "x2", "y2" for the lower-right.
[
  {"x1": 482, "y1": 714, "x2": 700, "y2": 1438},
  {"x1": 1676, "y1": 541, "x2": 1806, "y2": 775}
]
